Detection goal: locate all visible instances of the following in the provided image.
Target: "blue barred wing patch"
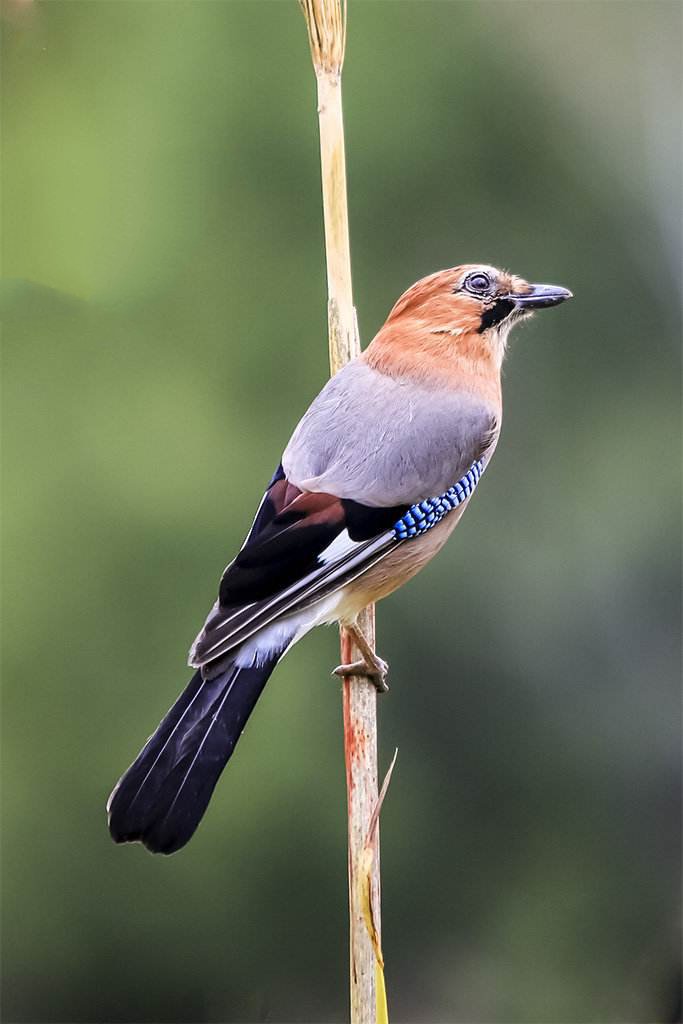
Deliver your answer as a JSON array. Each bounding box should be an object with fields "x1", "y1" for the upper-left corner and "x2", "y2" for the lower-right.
[{"x1": 393, "y1": 459, "x2": 486, "y2": 541}]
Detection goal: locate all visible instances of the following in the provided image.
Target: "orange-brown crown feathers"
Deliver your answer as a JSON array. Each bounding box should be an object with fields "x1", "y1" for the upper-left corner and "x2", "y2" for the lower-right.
[
  {"x1": 362, "y1": 264, "x2": 571, "y2": 397},
  {"x1": 385, "y1": 265, "x2": 528, "y2": 330}
]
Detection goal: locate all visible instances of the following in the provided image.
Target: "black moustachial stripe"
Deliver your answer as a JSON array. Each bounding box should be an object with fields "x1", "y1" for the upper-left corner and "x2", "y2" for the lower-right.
[{"x1": 478, "y1": 298, "x2": 515, "y2": 332}]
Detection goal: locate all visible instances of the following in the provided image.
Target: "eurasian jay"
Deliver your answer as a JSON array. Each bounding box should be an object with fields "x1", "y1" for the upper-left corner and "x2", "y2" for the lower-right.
[{"x1": 108, "y1": 264, "x2": 571, "y2": 854}]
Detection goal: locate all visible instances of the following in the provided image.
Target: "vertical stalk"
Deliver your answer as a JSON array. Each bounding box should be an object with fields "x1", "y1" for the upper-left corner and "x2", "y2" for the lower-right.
[
  {"x1": 299, "y1": 4, "x2": 380, "y2": 1019},
  {"x1": 340, "y1": 610, "x2": 380, "y2": 1021}
]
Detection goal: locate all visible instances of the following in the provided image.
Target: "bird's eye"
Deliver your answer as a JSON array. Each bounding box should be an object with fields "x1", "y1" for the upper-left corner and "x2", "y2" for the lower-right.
[{"x1": 463, "y1": 272, "x2": 492, "y2": 295}]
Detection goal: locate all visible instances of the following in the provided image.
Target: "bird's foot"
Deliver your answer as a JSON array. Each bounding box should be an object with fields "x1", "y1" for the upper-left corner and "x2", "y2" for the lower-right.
[
  {"x1": 333, "y1": 655, "x2": 389, "y2": 693},
  {"x1": 332, "y1": 620, "x2": 390, "y2": 693}
]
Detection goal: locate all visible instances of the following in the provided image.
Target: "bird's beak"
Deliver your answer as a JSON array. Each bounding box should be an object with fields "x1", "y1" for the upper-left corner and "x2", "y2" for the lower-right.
[{"x1": 508, "y1": 283, "x2": 573, "y2": 309}]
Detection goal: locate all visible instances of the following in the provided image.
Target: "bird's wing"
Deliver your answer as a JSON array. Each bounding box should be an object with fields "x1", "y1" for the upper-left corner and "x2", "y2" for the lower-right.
[
  {"x1": 191, "y1": 360, "x2": 497, "y2": 672},
  {"x1": 189, "y1": 474, "x2": 405, "y2": 670}
]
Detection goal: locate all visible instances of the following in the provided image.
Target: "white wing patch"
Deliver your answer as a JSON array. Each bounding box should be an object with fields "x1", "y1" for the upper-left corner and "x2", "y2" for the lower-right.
[{"x1": 318, "y1": 529, "x2": 364, "y2": 565}]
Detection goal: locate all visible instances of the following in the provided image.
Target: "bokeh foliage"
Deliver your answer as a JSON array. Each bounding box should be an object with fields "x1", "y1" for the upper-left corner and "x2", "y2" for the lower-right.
[{"x1": 2, "y1": 2, "x2": 681, "y2": 1021}]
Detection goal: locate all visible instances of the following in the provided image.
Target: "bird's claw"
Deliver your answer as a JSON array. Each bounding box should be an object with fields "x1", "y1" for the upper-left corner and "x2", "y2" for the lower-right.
[{"x1": 333, "y1": 658, "x2": 389, "y2": 694}]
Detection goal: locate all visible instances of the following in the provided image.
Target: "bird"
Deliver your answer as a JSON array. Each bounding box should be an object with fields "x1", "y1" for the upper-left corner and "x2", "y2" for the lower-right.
[{"x1": 107, "y1": 263, "x2": 571, "y2": 855}]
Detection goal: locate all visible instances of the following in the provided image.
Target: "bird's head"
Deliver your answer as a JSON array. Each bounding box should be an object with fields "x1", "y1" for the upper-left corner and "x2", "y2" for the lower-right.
[
  {"x1": 389, "y1": 263, "x2": 571, "y2": 353},
  {"x1": 369, "y1": 264, "x2": 572, "y2": 387}
]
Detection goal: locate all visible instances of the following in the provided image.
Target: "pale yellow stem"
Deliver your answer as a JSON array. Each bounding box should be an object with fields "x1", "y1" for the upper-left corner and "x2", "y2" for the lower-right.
[{"x1": 300, "y1": 4, "x2": 382, "y2": 1018}]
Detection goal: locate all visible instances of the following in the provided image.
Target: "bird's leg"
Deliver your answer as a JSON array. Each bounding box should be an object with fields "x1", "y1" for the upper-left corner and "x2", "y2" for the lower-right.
[{"x1": 333, "y1": 622, "x2": 389, "y2": 693}]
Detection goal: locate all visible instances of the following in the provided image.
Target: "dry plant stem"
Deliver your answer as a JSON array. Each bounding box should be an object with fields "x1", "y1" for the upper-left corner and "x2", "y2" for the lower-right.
[
  {"x1": 341, "y1": 611, "x2": 380, "y2": 1021},
  {"x1": 311, "y1": 49, "x2": 381, "y2": 1024},
  {"x1": 316, "y1": 72, "x2": 355, "y2": 369},
  {"x1": 317, "y1": 70, "x2": 380, "y2": 1021}
]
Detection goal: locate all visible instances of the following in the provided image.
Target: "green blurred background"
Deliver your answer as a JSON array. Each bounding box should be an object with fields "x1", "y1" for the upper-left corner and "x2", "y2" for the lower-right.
[{"x1": 2, "y1": 1, "x2": 681, "y2": 1021}]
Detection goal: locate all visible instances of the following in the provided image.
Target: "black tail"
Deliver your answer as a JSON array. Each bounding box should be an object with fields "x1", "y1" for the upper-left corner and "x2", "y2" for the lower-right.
[{"x1": 107, "y1": 653, "x2": 279, "y2": 854}]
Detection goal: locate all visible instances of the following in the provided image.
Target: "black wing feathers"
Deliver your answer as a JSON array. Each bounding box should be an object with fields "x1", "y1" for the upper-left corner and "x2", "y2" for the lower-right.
[
  {"x1": 190, "y1": 470, "x2": 408, "y2": 672},
  {"x1": 219, "y1": 490, "x2": 346, "y2": 605},
  {"x1": 242, "y1": 464, "x2": 287, "y2": 544},
  {"x1": 341, "y1": 498, "x2": 406, "y2": 541}
]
